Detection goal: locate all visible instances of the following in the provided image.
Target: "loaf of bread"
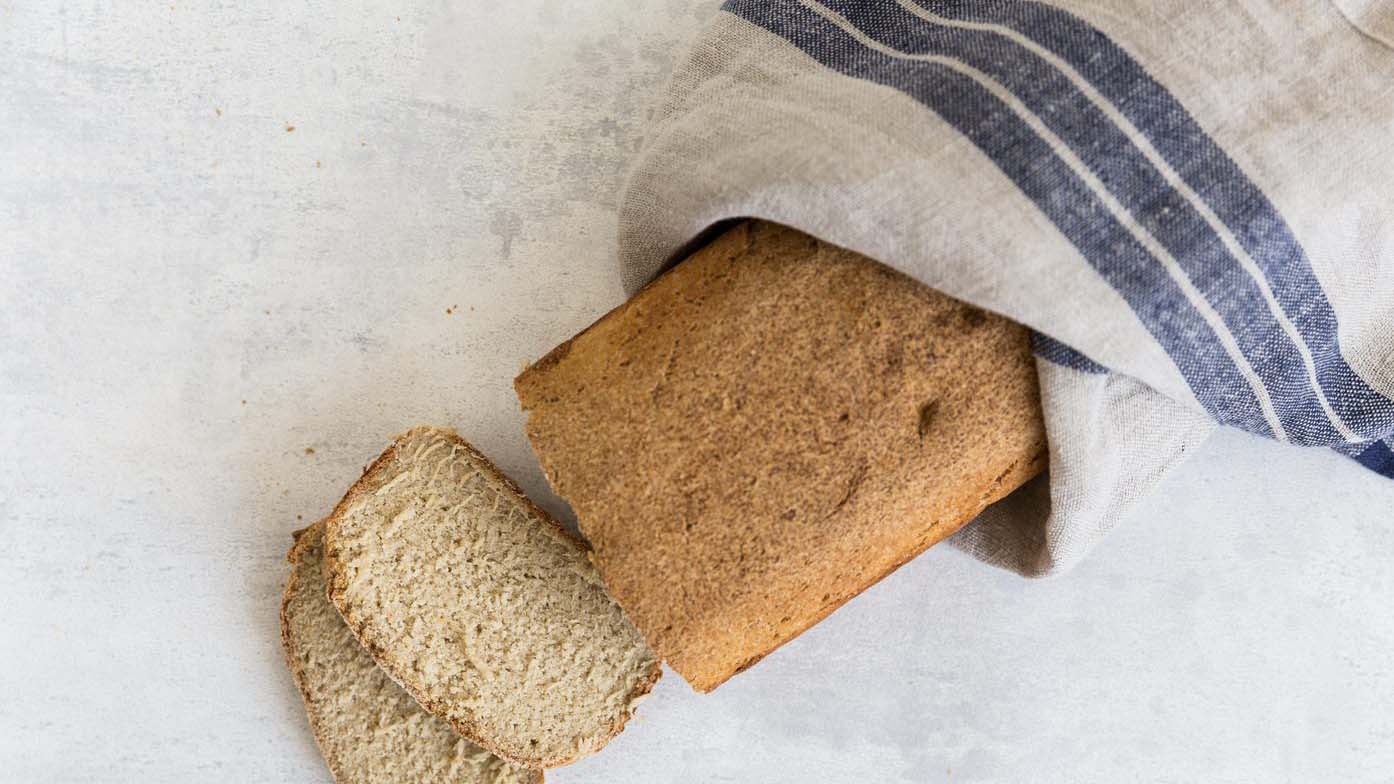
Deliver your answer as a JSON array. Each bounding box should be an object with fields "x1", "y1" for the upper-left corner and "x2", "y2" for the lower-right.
[
  {"x1": 515, "y1": 220, "x2": 1046, "y2": 691},
  {"x1": 280, "y1": 522, "x2": 540, "y2": 784},
  {"x1": 321, "y1": 427, "x2": 661, "y2": 768}
]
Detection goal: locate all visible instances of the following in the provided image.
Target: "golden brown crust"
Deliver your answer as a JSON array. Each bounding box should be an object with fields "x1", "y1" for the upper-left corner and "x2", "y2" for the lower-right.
[
  {"x1": 515, "y1": 220, "x2": 1047, "y2": 691},
  {"x1": 321, "y1": 427, "x2": 658, "y2": 769}
]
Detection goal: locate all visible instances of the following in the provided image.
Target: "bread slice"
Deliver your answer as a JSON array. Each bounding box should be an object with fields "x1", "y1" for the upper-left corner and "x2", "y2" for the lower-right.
[
  {"x1": 515, "y1": 220, "x2": 1047, "y2": 691},
  {"x1": 321, "y1": 427, "x2": 660, "y2": 769},
  {"x1": 281, "y1": 522, "x2": 540, "y2": 784}
]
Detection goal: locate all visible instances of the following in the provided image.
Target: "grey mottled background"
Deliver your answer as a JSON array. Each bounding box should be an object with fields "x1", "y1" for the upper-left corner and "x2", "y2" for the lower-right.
[{"x1": 3, "y1": 2, "x2": 1393, "y2": 782}]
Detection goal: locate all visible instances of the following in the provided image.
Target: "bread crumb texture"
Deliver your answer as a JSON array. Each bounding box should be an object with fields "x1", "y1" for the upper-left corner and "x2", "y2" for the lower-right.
[
  {"x1": 515, "y1": 221, "x2": 1046, "y2": 691},
  {"x1": 280, "y1": 522, "x2": 539, "y2": 784},
  {"x1": 323, "y1": 427, "x2": 659, "y2": 768}
]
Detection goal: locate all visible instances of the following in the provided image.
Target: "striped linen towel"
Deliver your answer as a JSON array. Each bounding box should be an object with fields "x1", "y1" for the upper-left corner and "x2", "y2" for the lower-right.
[{"x1": 617, "y1": 0, "x2": 1394, "y2": 575}]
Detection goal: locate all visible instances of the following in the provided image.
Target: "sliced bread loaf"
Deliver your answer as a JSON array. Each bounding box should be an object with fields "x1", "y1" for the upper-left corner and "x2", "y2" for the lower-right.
[
  {"x1": 281, "y1": 522, "x2": 539, "y2": 784},
  {"x1": 321, "y1": 427, "x2": 660, "y2": 769},
  {"x1": 515, "y1": 220, "x2": 1047, "y2": 691}
]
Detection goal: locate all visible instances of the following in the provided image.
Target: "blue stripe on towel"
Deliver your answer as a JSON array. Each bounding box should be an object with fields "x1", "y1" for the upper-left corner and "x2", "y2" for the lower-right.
[
  {"x1": 1348, "y1": 440, "x2": 1394, "y2": 479},
  {"x1": 1032, "y1": 333, "x2": 1109, "y2": 375},
  {"x1": 910, "y1": 0, "x2": 1394, "y2": 441}
]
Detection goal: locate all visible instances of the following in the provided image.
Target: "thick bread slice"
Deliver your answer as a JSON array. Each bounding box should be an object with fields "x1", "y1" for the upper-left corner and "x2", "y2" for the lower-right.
[
  {"x1": 281, "y1": 522, "x2": 540, "y2": 784},
  {"x1": 322, "y1": 427, "x2": 660, "y2": 769},
  {"x1": 515, "y1": 220, "x2": 1047, "y2": 691}
]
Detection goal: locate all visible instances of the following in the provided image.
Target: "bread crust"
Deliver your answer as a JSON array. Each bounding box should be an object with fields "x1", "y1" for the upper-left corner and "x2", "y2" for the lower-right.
[
  {"x1": 321, "y1": 426, "x2": 660, "y2": 769},
  {"x1": 281, "y1": 522, "x2": 350, "y2": 782},
  {"x1": 515, "y1": 220, "x2": 1047, "y2": 691}
]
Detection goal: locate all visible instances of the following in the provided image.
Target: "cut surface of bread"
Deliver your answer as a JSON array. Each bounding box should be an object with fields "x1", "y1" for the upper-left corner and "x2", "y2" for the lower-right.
[
  {"x1": 515, "y1": 220, "x2": 1047, "y2": 691},
  {"x1": 322, "y1": 427, "x2": 660, "y2": 768},
  {"x1": 281, "y1": 522, "x2": 539, "y2": 784}
]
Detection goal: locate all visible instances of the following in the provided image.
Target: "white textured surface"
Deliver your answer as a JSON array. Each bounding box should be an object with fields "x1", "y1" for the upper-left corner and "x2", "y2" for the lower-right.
[{"x1": 3, "y1": 3, "x2": 1393, "y2": 782}]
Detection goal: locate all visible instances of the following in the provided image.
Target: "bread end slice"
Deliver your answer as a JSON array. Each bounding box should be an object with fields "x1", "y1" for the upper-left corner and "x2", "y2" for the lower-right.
[
  {"x1": 281, "y1": 521, "x2": 541, "y2": 784},
  {"x1": 322, "y1": 427, "x2": 660, "y2": 768}
]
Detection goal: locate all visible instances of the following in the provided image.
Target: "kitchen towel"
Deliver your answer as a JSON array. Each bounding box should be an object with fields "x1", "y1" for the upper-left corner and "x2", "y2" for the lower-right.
[{"x1": 617, "y1": 0, "x2": 1394, "y2": 575}]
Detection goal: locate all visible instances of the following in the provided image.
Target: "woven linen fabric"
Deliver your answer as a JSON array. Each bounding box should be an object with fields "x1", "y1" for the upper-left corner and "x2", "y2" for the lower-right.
[{"x1": 616, "y1": 0, "x2": 1394, "y2": 575}]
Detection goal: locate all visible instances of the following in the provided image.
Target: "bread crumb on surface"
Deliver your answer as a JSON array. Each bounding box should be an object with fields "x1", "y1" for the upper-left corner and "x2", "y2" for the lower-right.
[
  {"x1": 304, "y1": 447, "x2": 316, "y2": 455},
  {"x1": 285, "y1": 124, "x2": 295, "y2": 133}
]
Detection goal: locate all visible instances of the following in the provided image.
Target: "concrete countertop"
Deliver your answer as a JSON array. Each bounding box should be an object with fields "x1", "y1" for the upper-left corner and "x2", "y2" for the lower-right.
[{"x1": 4, "y1": 2, "x2": 1392, "y2": 781}]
